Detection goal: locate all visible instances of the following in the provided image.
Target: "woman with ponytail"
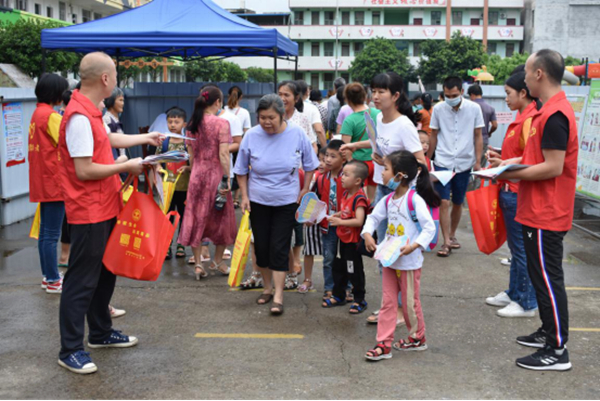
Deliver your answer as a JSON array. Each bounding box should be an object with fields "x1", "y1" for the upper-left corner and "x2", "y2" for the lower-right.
[
  {"x1": 362, "y1": 150, "x2": 438, "y2": 361},
  {"x1": 484, "y1": 70, "x2": 539, "y2": 318},
  {"x1": 178, "y1": 86, "x2": 236, "y2": 280},
  {"x1": 225, "y1": 86, "x2": 251, "y2": 133}
]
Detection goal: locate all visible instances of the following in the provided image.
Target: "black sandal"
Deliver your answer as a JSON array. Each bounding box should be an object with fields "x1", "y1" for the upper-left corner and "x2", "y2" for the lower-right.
[
  {"x1": 349, "y1": 300, "x2": 368, "y2": 314},
  {"x1": 270, "y1": 303, "x2": 284, "y2": 315},
  {"x1": 256, "y1": 293, "x2": 273, "y2": 305},
  {"x1": 175, "y1": 244, "x2": 186, "y2": 258}
]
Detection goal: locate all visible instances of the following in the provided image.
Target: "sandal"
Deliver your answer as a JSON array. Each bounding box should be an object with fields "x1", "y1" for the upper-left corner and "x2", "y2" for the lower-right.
[
  {"x1": 223, "y1": 249, "x2": 232, "y2": 260},
  {"x1": 194, "y1": 264, "x2": 208, "y2": 280},
  {"x1": 322, "y1": 296, "x2": 346, "y2": 308},
  {"x1": 437, "y1": 244, "x2": 452, "y2": 257},
  {"x1": 366, "y1": 309, "x2": 379, "y2": 324},
  {"x1": 166, "y1": 247, "x2": 173, "y2": 260},
  {"x1": 256, "y1": 293, "x2": 273, "y2": 305},
  {"x1": 322, "y1": 290, "x2": 333, "y2": 301},
  {"x1": 270, "y1": 302, "x2": 284, "y2": 315},
  {"x1": 210, "y1": 261, "x2": 230, "y2": 275},
  {"x1": 349, "y1": 300, "x2": 368, "y2": 314},
  {"x1": 365, "y1": 342, "x2": 392, "y2": 361},
  {"x1": 240, "y1": 272, "x2": 263, "y2": 290},
  {"x1": 449, "y1": 237, "x2": 461, "y2": 249},
  {"x1": 58, "y1": 263, "x2": 68, "y2": 268},
  {"x1": 297, "y1": 279, "x2": 314, "y2": 294},
  {"x1": 284, "y1": 273, "x2": 298, "y2": 290},
  {"x1": 345, "y1": 290, "x2": 354, "y2": 303},
  {"x1": 175, "y1": 244, "x2": 186, "y2": 258},
  {"x1": 188, "y1": 256, "x2": 196, "y2": 265}
]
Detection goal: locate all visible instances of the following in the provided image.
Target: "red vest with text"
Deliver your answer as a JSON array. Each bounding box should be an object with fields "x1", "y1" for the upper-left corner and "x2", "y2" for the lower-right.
[
  {"x1": 29, "y1": 103, "x2": 62, "y2": 202},
  {"x1": 516, "y1": 92, "x2": 578, "y2": 231},
  {"x1": 58, "y1": 90, "x2": 121, "y2": 224}
]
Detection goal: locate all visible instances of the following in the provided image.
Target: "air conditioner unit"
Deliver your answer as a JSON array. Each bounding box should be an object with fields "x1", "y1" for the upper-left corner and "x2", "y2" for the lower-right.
[{"x1": 500, "y1": 13, "x2": 507, "y2": 19}]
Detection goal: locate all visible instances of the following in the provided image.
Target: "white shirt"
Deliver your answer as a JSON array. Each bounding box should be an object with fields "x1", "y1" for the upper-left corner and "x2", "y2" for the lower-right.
[
  {"x1": 65, "y1": 114, "x2": 111, "y2": 158},
  {"x1": 429, "y1": 98, "x2": 485, "y2": 173},
  {"x1": 303, "y1": 100, "x2": 321, "y2": 138},
  {"x1": 373, "y1": 113, "x2": 422, "y2": 185},
  {"x1": 289, "y1": 109, "x2": 317, "y2": 144},
  {"x1": 218, "y1": 110, "x2": 243, "y2": 178},
  {"x1": 224, "y1": 106, "x2": 251, "y2": 130},
  {"x1": 362, "y1": 191, "x2": 436, "y2": 270}
]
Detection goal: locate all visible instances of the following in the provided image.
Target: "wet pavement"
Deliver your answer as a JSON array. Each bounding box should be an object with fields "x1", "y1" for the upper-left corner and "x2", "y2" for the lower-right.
[{"x1": 0, "y1": 208, "x2": 599, "y2": 399}]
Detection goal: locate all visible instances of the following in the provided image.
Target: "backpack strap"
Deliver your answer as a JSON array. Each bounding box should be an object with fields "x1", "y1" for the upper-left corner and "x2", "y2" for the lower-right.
[
  {"x1": 351, "y1": 193, "x2": 368, "y2": 211},
  {"x1": 384, "y1": 193, "x2": 394, "y2": 209},
  {"x1": 407, "y1": 188, "x2": 418, "y2": 223},
  {"x1": 161, "y1": 136, "x2": 170, "y2": 153}
]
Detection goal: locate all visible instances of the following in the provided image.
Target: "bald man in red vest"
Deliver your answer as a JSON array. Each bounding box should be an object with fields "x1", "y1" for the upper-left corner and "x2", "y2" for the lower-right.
[{"x1": 57, "y1": 52, "x2": 162, "y2": 374}]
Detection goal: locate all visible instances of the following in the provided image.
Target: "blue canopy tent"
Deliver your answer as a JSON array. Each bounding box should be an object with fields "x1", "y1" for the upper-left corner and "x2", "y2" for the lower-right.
[{"x1": 40, "y1": 0, "x2": 298, "y2": 87}]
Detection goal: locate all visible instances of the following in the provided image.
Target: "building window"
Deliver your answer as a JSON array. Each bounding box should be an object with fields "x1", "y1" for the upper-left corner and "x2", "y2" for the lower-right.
[
  {"x1": 294, "y1": 11, "x2": 304, "y2": 25},
  {"x1": 298, "y1": 42, "x2": 304, "y2": 57},
  {"x1": 72, "y1": 13, "x2": 77, "y2": 23},
  {"x1": 506, "y1": 43, "x2": 515, "y2": 57},
  {"x1": 324, "y1": 42, "x2": 334, "y2": 57},
  {"x1": 324, "y1": 73, "x2": 334, "y2": 90},
  {"x1": 507, "y1": 18, "x2": 516, "y2": 26},
  {"x1": 470, "y1": 18, "x2": 480, "y2": 26},
  {"x1": 82, "y1": 10, "x2": 91, "y2": 23},
  {"x1": 341, "y1": 73, "x2": 350, "y2": 83},
  {"x1": 34, "y1": 3, "x2": 41, "y2": 14},
  {"x1": 324, "y1": 11, "x2": 335, "y2": 25},
  {"x1": 413, "y1": 42, "x2": 421, "y2": 57},
  {"x1": 413, "y1": 18, "x2": 423, "y2": 25},
  {"x1": 487, "y1": 42, "x2": 497, "y2": 55},
  {"x1": 311, "y1": 73, "x2": 320, "y2": 91},
  {"x1": 354, "y1": 42, "x2": 364, "y2": 55},
  {"x1": 355, "y1": 11, "x2": 364, "y2": 25},
  {"x1": 342, "y1": 11, "x2": 350, "y2": 25},
  {"x1": 489, "y1": 11, "x2": 499, "y2": 25},
  {"x1": 94, "y1": 12, "x2": 102, "y2": 20},
  {"x1": 46, "y1": 6, "x2": 53, "y2": 18},
  {"x1": 16, "y1": 0, "x2": 27, "y2": 11},
  {"x1": 341, "y1": 42, "x2": 350, "y2": 57},
  {"x1": 372, "y1": 11, "x2": 381, "y2": 25},
  {"x1": 59, "y1": 2, "x2": 66, "y2": 21},
  {"x1": 311, "y1": 11, "x2": 319, "y2": 25},
  {"x1": 431, "y1": 11, "x2": 441, "y2": 25},
  {"x1": 311, "y1": 43, "x2": 320, "y2": 57},
  {"x1": 452, "y1": 11, "x2": 462, "y2": 25},
  {"x1": 0, "y1": 0, "x2": 9, "y2": 7}
]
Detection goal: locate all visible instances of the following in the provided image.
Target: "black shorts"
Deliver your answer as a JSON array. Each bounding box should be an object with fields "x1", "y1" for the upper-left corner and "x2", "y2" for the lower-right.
[{"x1": 249, "y1": 201, "x2": 298, "y2": 272}]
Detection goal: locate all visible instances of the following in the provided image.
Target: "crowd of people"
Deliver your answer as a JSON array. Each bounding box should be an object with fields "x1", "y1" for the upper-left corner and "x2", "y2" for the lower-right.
[{"x1": 28, "y1": 48, "x2": 578, "y2": 375}]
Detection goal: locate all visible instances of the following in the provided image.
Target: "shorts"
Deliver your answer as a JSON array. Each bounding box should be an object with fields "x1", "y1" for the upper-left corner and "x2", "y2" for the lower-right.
[
  {"x1": 363, "y1": 159, "x2": 377, "y2": 187},
  {"x1": 292, "y1": 222, "x2": 304, "y2": 247},
  {"x1": 433, "y1": 165, "x2": 472, "y2": 205},
  {"x1": 303, "y1": 224, "x2": 323, "y2": 256}
]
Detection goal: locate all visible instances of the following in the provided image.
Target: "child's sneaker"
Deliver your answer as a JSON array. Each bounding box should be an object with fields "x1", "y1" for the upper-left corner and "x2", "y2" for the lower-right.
[
  {"x1": 109, "y1": 305, "x2": 126, "y2": 318},
  {"x1": 393, "y1": 336, "x2": 428, "y2": 351},
  {"x1": 87, "y1": 330, "x2": 138, "y2": 349},
  {"x1": 46, "y1": 278, "x2": 63, "y2": 294},
  {"x1": 365, "y1": 342, "x2": 392, "y2": 361},
  {"x1": 58, "y1": 351, "x2": 98, "y2": 374}
]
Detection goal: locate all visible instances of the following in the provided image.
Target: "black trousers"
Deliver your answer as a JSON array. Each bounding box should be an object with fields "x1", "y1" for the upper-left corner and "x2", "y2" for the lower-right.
[
  {"x1": 249, "y1": 201, "x2": 297, "y2": 272},
  {"x1": 333, "y1": 242, "x2": 366, "y2": 303},
  {"x1": 169, "y1": 190, "x2": 186, "y2": 234},
  {"x1": 522, "y1": 225, "x2": 569, "y2": 348},
  {"x1": 59, "y1": 218, "x2": 117, "y2": 359}
]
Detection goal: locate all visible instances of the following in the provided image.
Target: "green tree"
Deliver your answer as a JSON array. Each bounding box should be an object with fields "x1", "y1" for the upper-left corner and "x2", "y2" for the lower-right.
[
  {"x1": 485, "y1": 52, "x2": 530, "y2": 84},
  {"x1": 348, "y1": 37, "x2": 413, "y2": 84},
  {"x1": 246, "y1": 67, "x2": 274, "y2": 83},
  {"x1": 185, "y1": 59, "x2": 248, "y2": 82},
  {"x1": 0, "y1": 19, "x2": 81, "y2": 77},
  {"x1": 221, "y1": 62, "x2": 247, "y2": 82},
  {"x1": 418, "y1": 31, "x2": 487, "y2": 85}
]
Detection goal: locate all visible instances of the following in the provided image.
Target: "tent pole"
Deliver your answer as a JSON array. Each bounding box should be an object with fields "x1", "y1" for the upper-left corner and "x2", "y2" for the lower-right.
[
  {"x1": 273, "y1": 47, "x2": 278, "y2": 93},
  {"x1": 294, "y1": 56, "x2": 298, "y2": 80},
  {"x1": 42, "y1": 49, "x2": 47, "y2": 76},
  {"x1": 116, "y1": 49, "x2": 121, "y2": 88}
]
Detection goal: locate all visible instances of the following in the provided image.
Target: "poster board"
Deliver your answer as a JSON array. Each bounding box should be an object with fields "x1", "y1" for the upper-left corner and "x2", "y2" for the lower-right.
[
  {"x1": 2, "y1": 102, "x2": 26, "y2": 167},
  {"x1": 577, "y1": 79, "x2": 600, "y2": 199}
]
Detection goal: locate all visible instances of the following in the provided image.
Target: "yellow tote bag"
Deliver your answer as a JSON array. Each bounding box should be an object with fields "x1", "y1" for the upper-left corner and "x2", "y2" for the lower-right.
[
  {"x1": 160, "y1": 169, "x2": 182, "y2": 214},
  {"x1": 29, "y1": 203, "x2": 41, "y2": 240},
  {"x1": 228, "y1": 211, "x2": 252, "y2": 288}
]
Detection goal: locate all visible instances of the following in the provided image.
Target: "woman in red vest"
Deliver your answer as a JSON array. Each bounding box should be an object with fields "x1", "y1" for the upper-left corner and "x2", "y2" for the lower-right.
[{"x1": 29, "y1": 73, "x2": 69, "y2": 294}]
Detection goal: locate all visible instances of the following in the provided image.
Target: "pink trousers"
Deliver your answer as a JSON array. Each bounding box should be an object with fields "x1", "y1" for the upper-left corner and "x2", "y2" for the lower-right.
[{"x1": 377, "y1": 267, "x2": 426, "y2": 347}]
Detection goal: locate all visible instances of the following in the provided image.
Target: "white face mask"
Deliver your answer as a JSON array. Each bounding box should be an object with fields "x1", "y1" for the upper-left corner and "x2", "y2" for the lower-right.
[{"x1": 445, "y1": 96, "x2": 462, "y2": 108}]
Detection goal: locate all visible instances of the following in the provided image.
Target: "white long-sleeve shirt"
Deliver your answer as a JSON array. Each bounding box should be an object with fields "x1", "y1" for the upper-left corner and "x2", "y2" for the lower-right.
[{"x1": 361, "y1": 191, "x2": 436, "y2": 270}]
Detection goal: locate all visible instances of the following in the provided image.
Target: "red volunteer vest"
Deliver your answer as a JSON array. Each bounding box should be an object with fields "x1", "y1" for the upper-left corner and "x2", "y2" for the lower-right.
[
  {"x1": 28, "y1": 103, "x2": 63, "y2": 202},
  {"x1": 516, "y1": 91, "x2": 578, "y2": 231},
  {"x1": 58, "y1": 90, "x2": 121, "y2": 224}
]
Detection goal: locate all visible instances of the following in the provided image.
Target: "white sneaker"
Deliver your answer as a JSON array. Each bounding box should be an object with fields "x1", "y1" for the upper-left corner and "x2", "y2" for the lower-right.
[
  {"x1": 485, "y1": 291, "x2": 511, "y2": 307},
  {"x1": 109, "y1": 305, "x2": 126, "y2": 318},
  {"x1": 497, "y1": 301, "x2": 537, "y2": 318},
  {"x1": 46, "y1": 278, "x2": 63, "y2": 294},
  {"x1": 500, "y1": 258, "x2": 511, "y2": 266}
]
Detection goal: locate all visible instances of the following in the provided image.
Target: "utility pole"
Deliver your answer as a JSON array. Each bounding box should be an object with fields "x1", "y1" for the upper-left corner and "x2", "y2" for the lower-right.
[{"x1": 334, "y1": 0, "x2": 339, "y2": 77}]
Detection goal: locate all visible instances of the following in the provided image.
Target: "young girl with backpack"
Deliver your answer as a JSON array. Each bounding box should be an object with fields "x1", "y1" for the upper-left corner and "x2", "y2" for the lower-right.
[{"x1": 362, "y1": 150, "x2": 440, "y2": 361}]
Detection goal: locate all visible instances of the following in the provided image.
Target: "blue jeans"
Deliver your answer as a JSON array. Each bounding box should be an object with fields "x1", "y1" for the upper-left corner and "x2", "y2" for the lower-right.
[
  {"x1": 38, "y1": 201, "x2": 65, "y2": 282},
  {"x1": 375, "y1": 185, "x2": 402, "y2": 307},
  {"x1": 321, "y1": 226, "x2": 337, "y2": 291},
  {"x1": 499, "y1": 191, "x2": 537, "y2": 311}
]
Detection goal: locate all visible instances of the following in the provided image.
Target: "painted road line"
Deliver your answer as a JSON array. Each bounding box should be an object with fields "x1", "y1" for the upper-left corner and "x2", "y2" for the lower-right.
[
  {"x1": 570, "y1": 328, "x2": 600, "y2": 332},
  {"x1": 229, "y1": 288, "x2": 317, "y2": 292},
  {"x1": 194, "y1": 333, "x2": 304, "y2": 339},
  {"x1": 566, "y1": 287, "x2": 600, "y2": 291}
]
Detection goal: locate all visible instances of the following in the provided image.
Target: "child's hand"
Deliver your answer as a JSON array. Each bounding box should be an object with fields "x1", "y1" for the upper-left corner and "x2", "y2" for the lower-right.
[
  {"x1": 372, "y1": 153, "x2": 384, "y2": 166},
  {"x1": 177, "y1": 166, "x2": 190, "y2": 174},
  {"x1": 364, "y1": 234, "x2": 377, "y2": 253},
  {"x1": 327, "y1": 216, "x2": 343, "y2": 227},
  {"x1": 401, "y1": 243, "x2": 417, "y2": 256}
]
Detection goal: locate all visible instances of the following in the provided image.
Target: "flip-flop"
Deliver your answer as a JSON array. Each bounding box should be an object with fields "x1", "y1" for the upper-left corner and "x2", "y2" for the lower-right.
[
  {"x1": 437, "y1": 244, "x2": 452, "y2": 257},
  {"x1": 449, "y1": 237, "x2": 461, "y2": 249},
  {"x1": 256, "y1": 293, "x2": 273, "y2": 305},
  {"x1": 58, "y1": 263, "x2": 68, "y2": 268}
]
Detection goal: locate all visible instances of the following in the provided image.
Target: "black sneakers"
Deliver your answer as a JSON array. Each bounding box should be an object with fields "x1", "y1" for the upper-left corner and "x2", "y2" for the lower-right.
[
  {"x1": 516, "y1": 328, "x2": 547, "y2": 348},
  {"x1": 516, "y1": 345, "x2": 572, "y2": 371}
]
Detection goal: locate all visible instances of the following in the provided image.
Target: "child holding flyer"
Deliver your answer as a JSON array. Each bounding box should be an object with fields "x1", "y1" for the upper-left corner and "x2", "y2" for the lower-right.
[{"x1": 362, "y1": 150, "x2": 440, "y2": 361}]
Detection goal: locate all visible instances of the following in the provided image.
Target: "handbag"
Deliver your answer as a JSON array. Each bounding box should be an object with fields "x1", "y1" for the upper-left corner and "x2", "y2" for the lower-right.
[
  {"x1": 466, "y1": 180, "x2": 507, "y2": 255},
  {"x1": 228, "y1": 211, "x2": 252, "y2": 287}
]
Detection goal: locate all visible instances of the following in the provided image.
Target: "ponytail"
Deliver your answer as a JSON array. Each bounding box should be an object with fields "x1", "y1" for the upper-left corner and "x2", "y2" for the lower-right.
[
  {"x1": 187, "y1": 86, "x2": 222, "y2": 135},
  {"x1": 387, "y1": 150, "x2": 441, "y2": 208},
  {"x1": 415, "y1": 163, "x2": 441, "y2": 208},
  {"x1": 227, "y1": 86, "x2": 242, "y2": 109}
]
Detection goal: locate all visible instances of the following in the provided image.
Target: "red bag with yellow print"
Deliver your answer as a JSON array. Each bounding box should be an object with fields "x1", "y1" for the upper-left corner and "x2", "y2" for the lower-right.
[
  {"x1": 103, "y1": 173, "x2": 180, "y2": 281},
  {"x1": 466, "y1": 180, "x2": 507, "y2": 255}
]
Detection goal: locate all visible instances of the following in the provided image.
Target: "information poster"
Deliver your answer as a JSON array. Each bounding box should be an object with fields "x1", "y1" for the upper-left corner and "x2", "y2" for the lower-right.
[
  {"x1": 2, "y1": 102, "x2": 26, "y2": 167},
  {"x1": 577, "y1": 79, "x2": 600, "y2": 199}
]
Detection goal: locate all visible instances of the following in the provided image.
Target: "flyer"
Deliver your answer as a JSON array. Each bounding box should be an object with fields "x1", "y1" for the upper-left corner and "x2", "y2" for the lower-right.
[
  {"x1": 374, "y1": 235, "x2": 410, "y2": 267},
  {"x1": 577, "y1": 79, "x2": 600, "y2": 199},
  {"x1": 295, "y1": 192, "x2": 328, "y2": 224},
  {"x1": 2, "y1": 102, "x2": 26, "y2": 167}
]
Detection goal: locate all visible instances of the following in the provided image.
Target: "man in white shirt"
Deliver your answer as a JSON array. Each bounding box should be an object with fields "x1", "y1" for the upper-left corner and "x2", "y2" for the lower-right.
[
  {"x1": 428, "y1": 76, "x2": 484, "y2": 257},
  {"x1": 296, "y1": 80, "x2": 326, "y2": 148}
]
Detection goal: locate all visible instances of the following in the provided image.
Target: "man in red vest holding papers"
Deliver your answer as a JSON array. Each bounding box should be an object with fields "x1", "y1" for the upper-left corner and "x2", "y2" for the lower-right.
[
  {"x1": 499, "y1": 49, "x2": 578, "y2": 372},
  {"x1": 57, "y1": 52, "x2": 162, "y2": 374}
]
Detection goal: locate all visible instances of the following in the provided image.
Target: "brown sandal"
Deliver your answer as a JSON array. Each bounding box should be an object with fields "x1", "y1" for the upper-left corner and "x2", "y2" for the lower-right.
[
  {"x1": 437, "y1": 244, "x2": 452, "y2": 257},
  {"x1": 256, "y1": 293, "x2": 273, "y2": 305},
  {"x1": 270, "y1": 303, "x2": 284, "y2": 315},
  {"x1": 449, "y1": 237, "x2": 461, "y2": 249}
]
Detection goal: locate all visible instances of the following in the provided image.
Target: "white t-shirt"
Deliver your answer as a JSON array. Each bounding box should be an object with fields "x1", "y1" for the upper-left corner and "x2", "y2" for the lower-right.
[
  {"x1": 373, "y1": 113, "x2": 422, "y2": 185},
  {"x1": 303, "y1": 101, "x2": 321, "y2": 139},
  {"x1": 218, "y1": 110, "x2": 243, "y2": 178},
  {"x1": 224, "y1": 106, "x2": 252, "y2": 130},
  {"x1": 65, "y1": 114, "x2": 111, "y2": 158},
  {"x1": 362, "y1": 191, "x2": 436, "y2": 270}
]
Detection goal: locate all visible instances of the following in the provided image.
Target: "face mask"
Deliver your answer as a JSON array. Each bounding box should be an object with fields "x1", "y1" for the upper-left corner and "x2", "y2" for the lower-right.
[
  {"x1": 416, "y1": 105, "x2": 423, "y2": 111},
  {"x1": 385, "y1": 173, "x2": 407, "y2": 191},
  {"x1": 445, "y1": 96, "x2": 462, "y2": 108}
]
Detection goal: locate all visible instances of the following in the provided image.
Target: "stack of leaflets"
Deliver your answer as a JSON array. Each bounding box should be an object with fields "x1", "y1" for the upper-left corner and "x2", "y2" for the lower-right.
[{"x1": 140, "y1": 150, "x2": 189, "y2": 165}]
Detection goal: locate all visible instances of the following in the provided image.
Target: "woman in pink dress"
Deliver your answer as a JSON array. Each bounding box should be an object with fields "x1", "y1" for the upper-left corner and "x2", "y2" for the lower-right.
[{"x1": 178, "y1": 86, "x2": 236, "y2": 280}]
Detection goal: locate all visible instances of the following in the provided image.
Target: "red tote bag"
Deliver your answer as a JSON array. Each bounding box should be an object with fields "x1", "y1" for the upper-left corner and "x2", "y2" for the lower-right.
[
  {"x1": 103, "y1": 174, "x2": 180, "y2": 281},
  {"x1": 466, "y1": 180, "x2": 507, "y2": 255}
]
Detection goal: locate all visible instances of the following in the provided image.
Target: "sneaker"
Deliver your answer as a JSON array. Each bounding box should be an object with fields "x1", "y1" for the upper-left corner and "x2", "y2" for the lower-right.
[
  {"x1": 497, "y1": 301, "x2": 537, "y2": 318},
  {"x1": 58, "y1": 351, "x2": 98, "y2": 374},
  {"x1": 87, "y1": 330, "x2": 138, "y2": 349},
  {"x1": 516, "y1": 328, "x2": 547, "y2": 348},
  {"x1": 485, "y1": 291, "x2": 511, "y2": 307},
  {"x1": 500, "y1": 257, "x2": 512, "y2": 266},
  {"x1": 393, "y1": 336, "x2": 428, "y2": 351},
  {"x1": 46, "y1": 278, "x2": 63, "y2": 294},
  {"x1": 41, "y1": 276, "x2": 48, "y2": 290},
  {"x1": 516, "y1": 345, "x2": 572, "y2": 371},
  {"x1": 109, "y1": 305, "x2": 126, "y2": 318}
]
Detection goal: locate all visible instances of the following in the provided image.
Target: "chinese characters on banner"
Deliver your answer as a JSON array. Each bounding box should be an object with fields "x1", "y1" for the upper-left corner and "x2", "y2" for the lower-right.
[
  {"x1": 367, "y1": 0, "x2": 446, "y2": 5},
  {"x1": 2, "y1": 102, "x2": 26, "y2": 167},
  {"x1": 577, "y1": 80, "x2": 600, "y2": 199}
]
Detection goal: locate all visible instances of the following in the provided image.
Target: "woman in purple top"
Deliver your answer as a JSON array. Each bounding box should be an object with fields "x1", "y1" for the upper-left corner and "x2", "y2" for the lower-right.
[{"x1": 234, "y1": 94, "x2": 319, "y2": 315}]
